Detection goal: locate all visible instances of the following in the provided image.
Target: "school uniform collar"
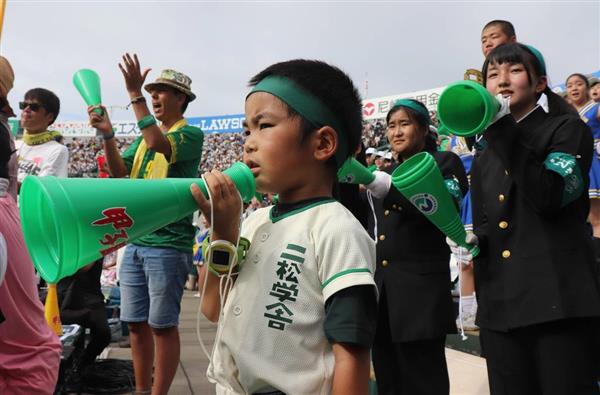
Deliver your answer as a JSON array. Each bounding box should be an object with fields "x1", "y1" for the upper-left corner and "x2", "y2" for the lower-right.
[{"x1": 517, "y1": 105, "x2": 547, "y2": 130}]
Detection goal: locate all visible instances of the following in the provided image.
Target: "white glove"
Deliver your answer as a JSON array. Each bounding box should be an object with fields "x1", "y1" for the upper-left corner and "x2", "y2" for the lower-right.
[
  {"x1": 365, "y1": 171, "x2": 392, "y2": 199},
  {"x1": 490, "y1": 94, "x2": 511, "y2": 125},
  {"x1": 595, "y1": 141, "x2": 600, "y2": 158},
  {"x1": 446, "y1": 232, "x2": 478, "y2": 266},
  {"x1": 0, "y1": 233, "x2": 6, "y2": 287}
]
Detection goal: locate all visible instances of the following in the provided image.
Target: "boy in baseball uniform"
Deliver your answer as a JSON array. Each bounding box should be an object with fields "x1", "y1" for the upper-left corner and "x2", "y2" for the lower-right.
[{"x1": 192, "y1": 59, "x2": 377, "y2": 395}]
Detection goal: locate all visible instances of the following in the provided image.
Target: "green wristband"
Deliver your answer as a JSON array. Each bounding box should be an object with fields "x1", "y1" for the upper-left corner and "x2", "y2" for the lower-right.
[{"x1": 137, "y1": 115, "x2": 157, "y2": 130}]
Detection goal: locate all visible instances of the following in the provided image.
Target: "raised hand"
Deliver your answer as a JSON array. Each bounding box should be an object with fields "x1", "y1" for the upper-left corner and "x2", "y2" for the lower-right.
[{"x1": 118, "y1": 53, "x2": 151, "y2": 97}]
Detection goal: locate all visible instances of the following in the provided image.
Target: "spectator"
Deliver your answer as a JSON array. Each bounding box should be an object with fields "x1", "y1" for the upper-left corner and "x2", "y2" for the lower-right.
[
  {"x1": 590, "y1": 77, "x2": 600, "y2": 103},
  {"x1": 16, "y1": 88, "x2": 68, "y2": 189},
  {"x1": 0, "y1": 121, "x2": 62, "y2": 395},
  {"x1": 88, "y1": 54, "x2": 203, "y2": 395},
  {"x1": 0, "y1": 56, "x2": 17, "y2": 200}
]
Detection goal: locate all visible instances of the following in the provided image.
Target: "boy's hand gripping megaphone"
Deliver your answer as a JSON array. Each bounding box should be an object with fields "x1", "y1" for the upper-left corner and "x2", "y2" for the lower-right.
[{"x1": 19, "y1": 162, "x2": 256, "y2": 283}]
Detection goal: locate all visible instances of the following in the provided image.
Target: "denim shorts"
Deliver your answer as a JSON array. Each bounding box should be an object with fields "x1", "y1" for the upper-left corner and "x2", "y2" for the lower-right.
[{"x1": 119, "y1": 245, "x2": 192, "y2": 328}]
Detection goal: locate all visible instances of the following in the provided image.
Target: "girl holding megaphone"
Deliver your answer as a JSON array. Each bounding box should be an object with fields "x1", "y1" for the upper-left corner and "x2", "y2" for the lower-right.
[
  {"x1": 370, "y1": 99, "x2": 468, "y2": 395},
  {"x1": 459, "y1": 43, "x2": 600, "y2": 393}
]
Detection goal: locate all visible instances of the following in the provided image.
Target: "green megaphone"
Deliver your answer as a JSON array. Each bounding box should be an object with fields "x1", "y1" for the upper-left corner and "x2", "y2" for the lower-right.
[
  {"x1": 437, "y1": 80, "x2": 501, "y2": 137},
  {"x1": 391, "y1": 152, "x2": 479, "y2": 257},
  {"x1": 337, "y1": 157, "x2": 376, "y2": 185},
  {"x1": 73, "y1": 69, "x2": 103, "y2": 115},
  {"x1": 20, "y1": 162, "x2": 256, "y2": 283}
]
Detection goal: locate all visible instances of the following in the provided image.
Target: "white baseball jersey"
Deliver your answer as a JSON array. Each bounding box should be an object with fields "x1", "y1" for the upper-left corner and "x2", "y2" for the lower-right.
[
  {"x1": 16, "y1": 140, "x2": 69, "y2": 182},
  {"x1": 207, "y1": 199, "x2": 376, "y2": 395}
]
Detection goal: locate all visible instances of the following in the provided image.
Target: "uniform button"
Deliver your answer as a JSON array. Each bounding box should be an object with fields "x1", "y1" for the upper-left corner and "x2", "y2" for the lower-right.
[
  {"x1": 499, "y1": 221, "x2": 508, "y2": 229},
  {"x1": 502, "y1": 250, "x2": 511, "y2": 259},
  {"x1": 379, "y1": 234, "x2": 386, "y2": 241},
  {"x1": 384, "y1": 210, "x2": 390, "y2": 216},
  {"x1": 260, "y1": 232, "x2": 269, "y2": 242},
  {"x1": 233, "y1": 306, "x2": 242, "y2": 316},
  {"x1": 253, "y1": 254, "x2": 260, "y2": 263},
  {"x1": 392, "y1": 204, "x2": 397, "y2": 209},
  {"x1": 381, "y1": 260, "x2": 389, "y2": 267},
  {"x1": 498, "y1": 194, "x2": 505, "y2": 202}
]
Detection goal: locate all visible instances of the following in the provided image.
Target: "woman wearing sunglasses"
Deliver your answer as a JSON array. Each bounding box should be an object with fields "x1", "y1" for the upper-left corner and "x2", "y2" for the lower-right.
[{"x1": 15, "y1": 88, "x2": 68, "y2": 189}]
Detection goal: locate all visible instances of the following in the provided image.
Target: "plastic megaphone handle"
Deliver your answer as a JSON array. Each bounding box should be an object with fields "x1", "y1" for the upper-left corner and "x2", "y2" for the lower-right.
[
  {"x1": 468, "y1": 244, "x2": 480, "y2": 258},
  {"x1": 337, "y1": 157, "x2": 376, "y2": 185},
  {"x1": 196, "y1": 162, "x2": 256, "y2": 203}
]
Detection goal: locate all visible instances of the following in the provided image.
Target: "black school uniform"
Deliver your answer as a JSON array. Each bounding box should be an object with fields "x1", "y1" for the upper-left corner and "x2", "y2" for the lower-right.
[
  {"x1": 471, "y1": 107, "x2": 600, "y2": 394},
  {"x1": 371, "y1": 147, "x2": 468, "y2": 395}
]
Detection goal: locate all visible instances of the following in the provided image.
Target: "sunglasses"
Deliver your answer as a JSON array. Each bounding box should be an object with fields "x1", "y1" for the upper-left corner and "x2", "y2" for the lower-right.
[{"x1": 19, "y1": 101, "x2": 43, "y2": 112}]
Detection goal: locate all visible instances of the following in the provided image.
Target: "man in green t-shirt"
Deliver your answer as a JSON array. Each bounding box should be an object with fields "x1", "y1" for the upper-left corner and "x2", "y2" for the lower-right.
[{"x1": 89, "y1": 53, "x2": 203, "y2": 395}]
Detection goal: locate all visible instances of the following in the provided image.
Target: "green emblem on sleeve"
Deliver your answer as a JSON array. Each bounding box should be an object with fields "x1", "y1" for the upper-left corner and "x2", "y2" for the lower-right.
[
  {"x1": 444, "y1": 178, "x2": 463, "y2": 205},
  {"x1": 543, "y1": 152, "x2": 584, "y2": 207}
]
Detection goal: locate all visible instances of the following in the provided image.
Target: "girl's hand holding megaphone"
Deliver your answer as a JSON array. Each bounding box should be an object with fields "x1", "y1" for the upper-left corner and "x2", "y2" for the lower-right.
[
  {"x1": 446, "y1": 232, "x2": 478, "y2": 266},
  {"x1": 191, "y1": 170, "x2": 242, "y2": 244}
]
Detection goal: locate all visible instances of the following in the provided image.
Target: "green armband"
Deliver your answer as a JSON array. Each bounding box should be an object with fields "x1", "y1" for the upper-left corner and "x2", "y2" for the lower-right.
[
  {"x1": 444, "y1": 178, "x2": 463, "y2": 206},
  {"x1": 137, "y1": 115, "x2": 157, "y2": 130},
  {"x1": 543, "y1": 152, "x2": 584, "y2": 207}
]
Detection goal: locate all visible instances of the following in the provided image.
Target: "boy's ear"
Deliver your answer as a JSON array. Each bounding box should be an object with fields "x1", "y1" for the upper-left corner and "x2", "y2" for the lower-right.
[{"x1": 312, "y1": 126, "x2": 338, "y2": 163}]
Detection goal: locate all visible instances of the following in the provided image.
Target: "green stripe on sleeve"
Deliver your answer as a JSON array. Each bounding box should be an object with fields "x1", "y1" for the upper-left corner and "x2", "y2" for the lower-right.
[{"x1": 321, "y1": 268, "x2": 372, "y2": 289}]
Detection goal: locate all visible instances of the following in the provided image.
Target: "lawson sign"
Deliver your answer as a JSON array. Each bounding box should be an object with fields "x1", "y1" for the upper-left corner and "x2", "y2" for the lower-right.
[{"x1": 187, "y1": 114, "x2": 245, "y2": 134}]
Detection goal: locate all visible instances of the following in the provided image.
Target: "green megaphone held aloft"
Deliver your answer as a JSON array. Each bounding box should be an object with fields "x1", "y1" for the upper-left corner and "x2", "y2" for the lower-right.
[
  {"x1": 73, "y1": 69, "x2": 103, "y2": 115},
  {"x1": 337, "y1": 157, "x2": 376, "y2": 185},
  {"x1": 20, "y1": 162, "x2": 256, "y2": 283},
  {"x1": 391, "y1": 152, "x2": 479, "y2": 257},
  {"x1": 437, "y1": 80, "x2": 501, "y2": 137}
]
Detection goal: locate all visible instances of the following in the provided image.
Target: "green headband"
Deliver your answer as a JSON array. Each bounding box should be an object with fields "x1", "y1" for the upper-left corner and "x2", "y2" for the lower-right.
[
  {"x1": 391, "y1": 99, "x2": 431, "y2": 124},
  {"x1": 524, "y1": 44, "x2": 547, "y2": 76},
  {"x1": 248, "y1": 75, "x2": 348, "y2": 168}
]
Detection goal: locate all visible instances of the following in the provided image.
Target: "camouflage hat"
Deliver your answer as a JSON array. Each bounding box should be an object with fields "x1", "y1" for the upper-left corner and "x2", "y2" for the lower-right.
[
  {"x1": 144, "y1": 69, "x2": 196, "y2": 101},
  {"x1": 590, "y1": 77, "x2": 600, "y2": 88}
]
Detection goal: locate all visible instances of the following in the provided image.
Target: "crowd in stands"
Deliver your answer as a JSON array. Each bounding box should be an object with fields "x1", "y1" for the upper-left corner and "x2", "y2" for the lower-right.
[{"x1": 61, "y1": 116, "x2": 404, "y2": 178}]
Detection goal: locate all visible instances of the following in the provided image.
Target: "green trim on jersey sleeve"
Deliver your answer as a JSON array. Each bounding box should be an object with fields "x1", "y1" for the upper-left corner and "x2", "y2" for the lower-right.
[
  {"x1": 269, "y1": 198, "x2": 336, "y2": 223},
  {"x1": 321, "y1": 268, "x2": 372, "y2": 289},
  {"x1": 543, "y1": 152, "x2": 584, "y2": 207}
]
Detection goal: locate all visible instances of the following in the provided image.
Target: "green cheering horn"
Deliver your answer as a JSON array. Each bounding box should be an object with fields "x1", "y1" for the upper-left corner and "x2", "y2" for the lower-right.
[
  {"x1": 73, "y1": 69, "x2": 104, "y2": 115},
  {"x1": 391, "y1": 152, "x2": 479, "y2": 257},
  {"x1": 20, "y1": 162, "x2": 256, "y2": 283},
  {"x1": 437, "y1": 80, "x2": 501, "y2": 137},
  {"x1": 337, "y1": 157, "x2": 376, "y2": 184}
]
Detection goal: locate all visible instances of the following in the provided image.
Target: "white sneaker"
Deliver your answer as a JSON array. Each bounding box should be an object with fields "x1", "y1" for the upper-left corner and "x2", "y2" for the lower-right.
[{"x1": 456, "y1": 309, "x2": 479, "y2": 331}]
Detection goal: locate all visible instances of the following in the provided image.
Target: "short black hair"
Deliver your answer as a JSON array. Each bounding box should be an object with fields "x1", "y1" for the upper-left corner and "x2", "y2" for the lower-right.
[
  {"x1": 24, "y1": 88, "x2": 60, "y2": 124},
  {"x1": 483, "y1": 20, "x2": 516, "y2": 39},
  {"x1": 248, "y1": 59, "x2": 363, "y2": 167}
]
